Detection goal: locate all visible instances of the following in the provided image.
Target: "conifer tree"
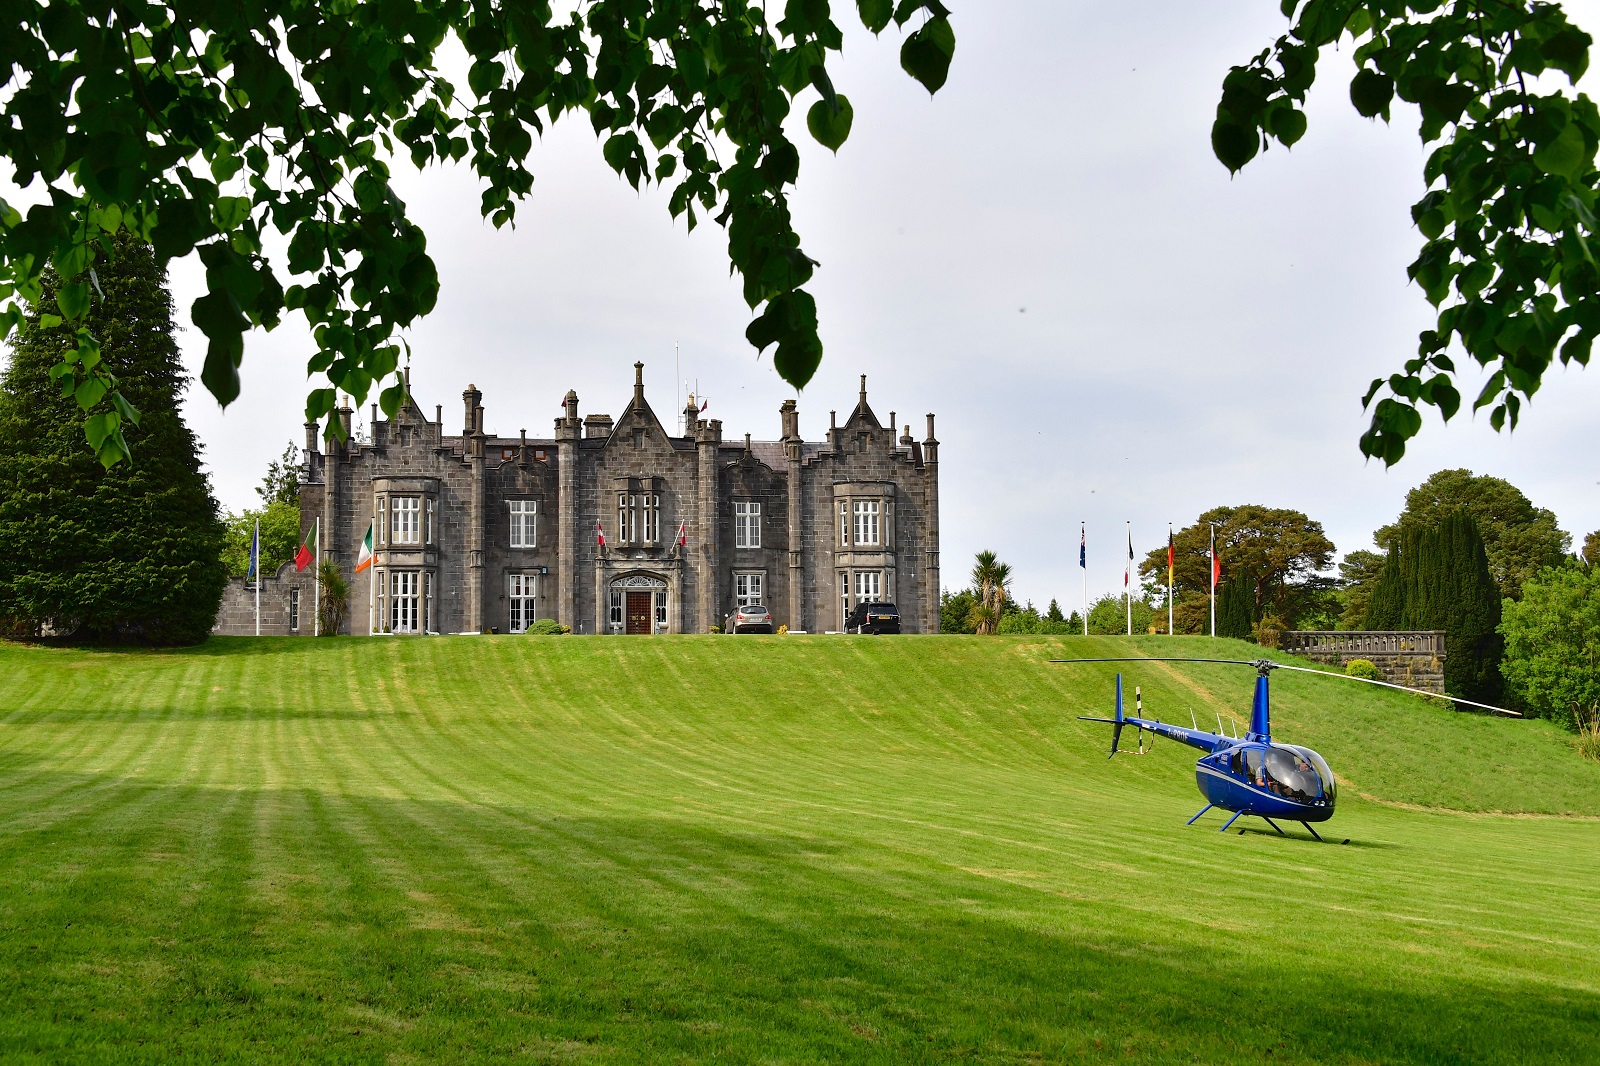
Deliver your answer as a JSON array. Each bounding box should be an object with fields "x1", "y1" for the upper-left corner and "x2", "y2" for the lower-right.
[
  {"x1": 1364, "y1": 511, "x2": 1502, "y2": 703},
  {"x1": 0, "y1": 233, "x2": 225, "y2": 643},
  {"x1": 1364, "y1": 547, "x2": 1405, "y2": 630},
  {"x1": 1217, "y1": 574, "x2": 1256, "y2": 640}
]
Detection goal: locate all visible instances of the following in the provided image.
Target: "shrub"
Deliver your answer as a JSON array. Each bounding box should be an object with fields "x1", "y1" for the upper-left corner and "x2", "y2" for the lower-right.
[
  {"x1": 525, "y1": 618, "x2": 565, "y2": 636},
  {"x1": 1344, "y1": 658, "x2": 1382, "y2": 681},
  {"x1": 708, "y1": 625, "x2": 722, "y2": 634},
  {"x1": 1253, "y1": 614, "x2": 1287, "y2": 649},
  {"x1": 1576, "y1": 709, "x2": 1600, "y2": 763},
  {"x1": 777, "y1": 624, "x2": 788, "y2": 635}
]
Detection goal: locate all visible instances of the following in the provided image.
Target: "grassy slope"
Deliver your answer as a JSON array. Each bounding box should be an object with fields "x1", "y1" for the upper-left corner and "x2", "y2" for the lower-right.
[{"x1": 0, "y1": 634, "x2": 1597, "y2": 1064}]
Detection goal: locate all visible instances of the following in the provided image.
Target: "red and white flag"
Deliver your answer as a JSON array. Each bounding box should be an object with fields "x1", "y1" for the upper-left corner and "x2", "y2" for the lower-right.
[
  {"x1": 596, "y1": 521, "x2": 606, "y2": 547},
  {"x1": 675, "y1": 520, "x2": 687, "y2": 547}
]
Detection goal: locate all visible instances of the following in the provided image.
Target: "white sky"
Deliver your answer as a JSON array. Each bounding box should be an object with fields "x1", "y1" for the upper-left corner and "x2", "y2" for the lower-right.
[{"x1": 14, "y1": 2, "x2": 1600, "y2": 609}]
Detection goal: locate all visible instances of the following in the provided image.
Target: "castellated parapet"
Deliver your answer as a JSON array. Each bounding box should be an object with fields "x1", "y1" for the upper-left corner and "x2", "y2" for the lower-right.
[{"x1": 215, "y1": 365, "x2": 941, "y2": 636}]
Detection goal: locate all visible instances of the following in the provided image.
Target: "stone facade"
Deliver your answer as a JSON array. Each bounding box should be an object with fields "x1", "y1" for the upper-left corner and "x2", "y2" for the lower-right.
[{"x1": 215, "y1": 364, "x2": 941, "y2": 636}]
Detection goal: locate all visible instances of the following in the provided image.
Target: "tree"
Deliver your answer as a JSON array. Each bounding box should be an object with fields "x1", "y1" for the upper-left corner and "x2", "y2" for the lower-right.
[
  {"x1": 1586, "y1": 531, "x2": 1600, "y2": 567},
  {"x1": 969, "y1": 550, "x2": 1011, "y2": 636},
  {"x1": 0, "y1": 1, "x2": 956, "y2": 468},
  {"x1": 1375, "y1": 469, "x2": 1569, "y2": 600},
  {"x1": 1046, "y1": 599, "x2": 1064, "y2": 624},
  {"x1": 318, "y1": 558, "x2": 348, "y2": 636},
  {"x1": 1337, "y1": 549, "x2": 1387, "y2": 629},
  {"x1": 1500, "y1": 563, "x2": 1600, "y2": 729},
  {"x1": 221, "y1": 499, "x2": 303, "y2": 579},
  {"x1": 258, "y1": 443, "x2": 302, "y2": 507},
  {"x1": 1216, "y1": 578, "x2": 1255, "y2": 641},
  {"x1": 939, "y1": 587, "x2": 977, "y2": 635},
  {"x1": 1087, "y1": 593, "x2": 1154, "y2": 636},
  {"x1": 1140, "y1": 506, "x2": 1336, "y2": 631},
  {"x1": 0, "y1": 233, "x2": 226, "y2": 644},
  {"x1": 1366, "y1": 510, "x2": 1502, "y2": 704},
  {"x1": 1364, "y1": 547, "x2": 1405, "y2": 630},
  {"x1": 1219, "y1": 4, "x2": 1600, "y2": 465}
]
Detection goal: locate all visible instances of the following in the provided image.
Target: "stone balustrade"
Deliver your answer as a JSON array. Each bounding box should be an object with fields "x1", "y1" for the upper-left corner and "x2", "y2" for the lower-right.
[{"x1": 1282, "y1": 630, "x2": 1447, "y2": 695}]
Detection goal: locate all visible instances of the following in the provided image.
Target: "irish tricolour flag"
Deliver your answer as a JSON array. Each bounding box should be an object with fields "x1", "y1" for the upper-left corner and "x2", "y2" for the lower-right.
[{"x1": 355, "y1": 522, "x2": 374, "y2": 573}]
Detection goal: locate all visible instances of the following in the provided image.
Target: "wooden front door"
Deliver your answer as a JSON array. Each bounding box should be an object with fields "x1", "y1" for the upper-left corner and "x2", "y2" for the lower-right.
[{"x1": 625, "y1": 591, "x2": 653, "y2": 635}]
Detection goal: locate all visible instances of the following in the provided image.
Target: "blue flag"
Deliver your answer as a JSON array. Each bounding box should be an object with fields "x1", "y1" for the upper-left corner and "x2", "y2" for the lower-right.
[
  {"x1": 247, "y1": 520, "x2": 260, "y2": 581},
  {"x1": 1079, "y1": 524, "x2": 1086, "y2": 569}
]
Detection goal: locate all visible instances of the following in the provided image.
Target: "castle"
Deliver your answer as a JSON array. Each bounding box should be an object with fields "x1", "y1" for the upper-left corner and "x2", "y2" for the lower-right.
[{"x1": 214, "y1": 365, "x2": 942, "y2": 635}]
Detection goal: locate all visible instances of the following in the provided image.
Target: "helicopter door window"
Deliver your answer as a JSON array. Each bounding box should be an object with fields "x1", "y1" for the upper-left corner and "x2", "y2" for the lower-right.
[
  {"x1": 1229, "y1": 749, "x2": 1244, "y2": 776},
  {"x1": 1242, "y1": 747, "x2": 1265, "y2": 788},
  {"x1": 1264, "y1": 747, "x2": 1322, "y2": 803}
]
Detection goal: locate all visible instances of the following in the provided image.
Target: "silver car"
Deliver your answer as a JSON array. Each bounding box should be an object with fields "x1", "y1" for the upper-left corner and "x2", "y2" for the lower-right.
[{"x1": 731, "y1": 604, "x2": 774, "y2": 633}]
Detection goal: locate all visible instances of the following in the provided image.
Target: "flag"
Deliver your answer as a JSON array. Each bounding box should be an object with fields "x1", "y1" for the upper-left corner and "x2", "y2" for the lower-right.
[
  {"x1": 1079, "y1": 524, "x2": 1086, "y2": 569},
  {"x1": 596, "y1": 521, "x2": 606, "y2": 547},
  {"x1": 247, "y1": 520, "x2": 260, "y2": 581},
  {"x1": 675, "y1": 520, "x2": 687, "y2": 548},
  {"x1": 295, "y1": 520, "x2": 317, "y2": 572},
  {"x1": 1167, "y1": 528, "x2": 1174, "y2": 586},
  {"x1": 1125, "y1": 525, "x2": 1133, "y2": 586},
  {"x1": 355, "y1": 522, "x2": 374, "y2": 573},
  {"x1": 699, "y1": 399, "x2": 708, "y2": 412}
]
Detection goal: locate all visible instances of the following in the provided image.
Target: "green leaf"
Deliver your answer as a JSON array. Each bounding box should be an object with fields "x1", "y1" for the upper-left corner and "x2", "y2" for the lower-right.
[
  {"x1": 807, "y1": 95, "x2": 854, "y2": 152},
  {"x1": 900, "y1": 17, "x2": 955, "y2": 94},
  {"x1": 858, "y1": 0, "x2": 892, "y2": 33},
  {"x1": 212, "y1": 195, "x2": 251, "y2": 231},
  {"x1": 74, "y1": 374, "x2": 108, "y2": 410},
  {"x1": 1269, "y1": 106, "x2": 1307, "y2": 146},
  {"x1": 1533, "y1": 120, "x2": 1589, "y2": 180},
  {"x1": 56, "y1": 282, "x2": 91, "y2": 320},
  {"x1": 1349, "y1": 68, "x2": 1393, "y2": 119},
  {"x1": 1210, "y1": 118, "x2": 1257, "y2": 173}
]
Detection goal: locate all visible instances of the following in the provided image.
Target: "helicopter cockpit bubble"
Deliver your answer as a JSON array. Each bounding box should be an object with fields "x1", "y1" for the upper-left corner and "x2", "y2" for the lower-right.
[
  {"x1": 1288, "y1": 745, "x2": 1337, "y2": 803},
  {"x1": 1264, "y1": 746, "x2": 1329, "y2": 804}
]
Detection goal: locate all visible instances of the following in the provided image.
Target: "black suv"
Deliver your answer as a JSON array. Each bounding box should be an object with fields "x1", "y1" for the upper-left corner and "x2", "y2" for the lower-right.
[{"x1": 844, "y1": 602, "x2": 900, "y2": 634}]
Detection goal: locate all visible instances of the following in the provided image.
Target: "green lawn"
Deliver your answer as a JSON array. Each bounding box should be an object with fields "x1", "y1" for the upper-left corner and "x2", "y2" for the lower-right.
[{"x1": 1, "y1": 634, "x2": 1597, "y2": 1064}]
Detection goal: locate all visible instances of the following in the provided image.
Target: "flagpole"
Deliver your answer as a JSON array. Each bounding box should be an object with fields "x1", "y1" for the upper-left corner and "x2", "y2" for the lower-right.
[
  {"x1": 1080, "y1": 522, "x2": 1088, "y2": 636},
  {"x1": 370, "y1": 522, "x2": 377, "y2": 637},
  {"x1": 254, "y1": 517, "x2": 260, "y2": 637},
  {"x1": 1209, "y1": 523, "x2": 1216, "y2": 639},
  {"x1": 1125, "y1": 521, "x2": 1132, "y2": 637},
  {"x1": 313, "y1": 517, "x2": 321, "y2": 637},
  {"x1": 1167, "y1": 522, "x2": 1174, "y2": 637}
]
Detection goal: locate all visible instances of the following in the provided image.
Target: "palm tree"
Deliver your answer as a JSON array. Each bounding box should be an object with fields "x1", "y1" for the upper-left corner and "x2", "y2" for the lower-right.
[{"x1": 970, "y1": 551, "x2": 1012, "y2": 635}]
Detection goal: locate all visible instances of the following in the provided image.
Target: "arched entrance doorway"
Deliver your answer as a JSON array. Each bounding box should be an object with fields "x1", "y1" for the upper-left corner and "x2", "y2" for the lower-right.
[{"x1": 609, "y1": 573, "x2": 668, "y2": 635}]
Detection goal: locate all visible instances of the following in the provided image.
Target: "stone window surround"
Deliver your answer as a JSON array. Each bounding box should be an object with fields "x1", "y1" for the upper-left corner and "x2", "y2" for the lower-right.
[
  {"x1": 832, "y1": 481, "x2": 896, "y2": 551},
  {"x1": 373, "y1": 477, "x2": 441, "y2": 551},
  {"x1": 734, "y1": 499, "x2": 762, "y2": 549},
  {"x1": 508, "y1": 499, "x2": 538, "y2": 549}
]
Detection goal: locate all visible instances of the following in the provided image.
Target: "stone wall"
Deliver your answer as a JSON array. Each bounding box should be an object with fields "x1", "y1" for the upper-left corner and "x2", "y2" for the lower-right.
[
  {"x1": 1283, "y1": 631, "x2": 1446, "y2": 694},
  {"x1": 213, "y1": 561, "x2": 316, "y2": 636}
]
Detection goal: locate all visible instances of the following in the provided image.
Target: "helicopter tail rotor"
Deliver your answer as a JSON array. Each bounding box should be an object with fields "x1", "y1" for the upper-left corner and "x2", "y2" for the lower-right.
[
  {"x1": 1075, "y1": 673, "x2": 1129, "y2": 757},
  {"x1": 1109, "y1": 674, "x2": 1127, "y2": 757}
]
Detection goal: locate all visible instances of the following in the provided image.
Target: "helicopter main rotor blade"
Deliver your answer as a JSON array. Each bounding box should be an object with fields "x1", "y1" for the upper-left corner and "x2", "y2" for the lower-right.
[
  {"x1": 1048, "y1": 657, "x2": 1258, "y2": 666},
  {"x1": 1050, "y1": 656, "x2": 1523, "y2": 717},
  {"x1": 1269, "y1": 663, "x2": 1522, "y2": 717}
]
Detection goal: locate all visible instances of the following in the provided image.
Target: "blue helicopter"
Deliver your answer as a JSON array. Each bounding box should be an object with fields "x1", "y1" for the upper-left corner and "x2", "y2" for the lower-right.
[{"x1": 1058, "y1": 657, "x2": 1520, "y2": 841}]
